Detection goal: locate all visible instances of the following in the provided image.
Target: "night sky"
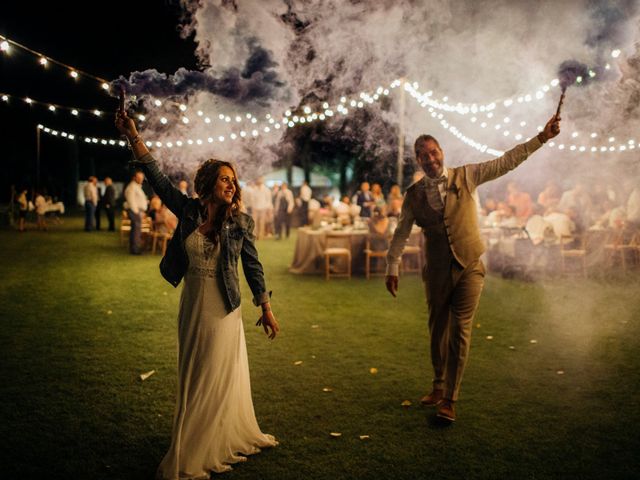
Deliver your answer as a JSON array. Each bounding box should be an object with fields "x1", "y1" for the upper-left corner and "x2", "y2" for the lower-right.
[{"x1": 1, "y1": 1, "x2": 198, "y2": 203}]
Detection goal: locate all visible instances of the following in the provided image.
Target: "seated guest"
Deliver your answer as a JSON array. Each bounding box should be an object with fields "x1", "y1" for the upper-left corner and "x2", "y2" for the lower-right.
[
  {"x1": 352, "y1": 181, "x2": 375, "y2": 218},
  {"x1": 593, "y1": 199, "x2": 626, "y2": 230},
  {"x1": 544, "y1": 208, "x2": 576, "y2": 241},
  {"x1": 334, "y1": 196, "x2": 352, "y2": 225},
  {"x1": 148, "y1": 194, "x2": 162, "y2": 222},
  {"x1": 387, "y1": 184, "x2": 403, "y2": 218},
  {"x1": 486, "y1": 202, "x2": 518, "y2": 228},
  {"x1": 369, "y1": 207, "x2": 390, "y2": 250},
  {"x1": 506, "y1": 181, "x2": 533, "y2": 223},
  {"x1": 371, "y1": 183, "x2": 386, "y2": 209},
  {"x1": 558, "y1": 182, "x2": 592, "y2": 223},
  {"x1": 537, "y1": 180, "x2": 561, "y2": 212},
  {"x1": 497, "y1": 203, "x2": 519, "y2": 228},
  {"x1": 479, "y1": 196, "x2": 498, "y2": 226},
  {"x1": 154, "y1": 204, "x2": 178, "y2": 233},
  {"x1": 525, "y1": 205, "x2": 553, "y2": 245}
]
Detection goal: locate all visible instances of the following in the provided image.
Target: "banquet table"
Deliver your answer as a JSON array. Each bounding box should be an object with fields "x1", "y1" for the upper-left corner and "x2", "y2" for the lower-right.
[
  {"x1": 289, "y1": 227, "x2": 370, "y2": 274},
  {"x1": 290, "y1": 226, "x2": 424, "y2": 276}
]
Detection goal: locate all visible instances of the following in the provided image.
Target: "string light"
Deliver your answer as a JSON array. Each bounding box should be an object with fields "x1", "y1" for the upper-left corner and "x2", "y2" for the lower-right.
[
  {"x1": 0, "y1": 91, "x2": 137, "y2": 120},
  {"x1": 0, "y1": 34, "x2": 111, "y2": 92}
]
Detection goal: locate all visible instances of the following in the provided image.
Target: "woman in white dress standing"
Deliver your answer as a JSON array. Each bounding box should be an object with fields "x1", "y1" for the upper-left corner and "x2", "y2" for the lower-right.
[{"x1": 116, "y1": 111, "x2": 280, "y2": 479}]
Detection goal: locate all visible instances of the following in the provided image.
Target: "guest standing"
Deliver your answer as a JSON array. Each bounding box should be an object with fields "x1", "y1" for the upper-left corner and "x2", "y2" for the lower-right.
[
  {"x1": 17, "y1": 189, "x2": 28, "y2": 232},
  {"x1": 274, "y1": 182, "x2": 294, "y2": 239},
  {"x1": 124, "y1": 171, "x2": 148, "y2": 255},
  {"x1": 97, "y1": 177, "x2": 116, "y2": 231},
  {"x1": 251, "y1": 177, "x2": 273, "y2": 240},
  {"x1": 83, "y1": 176, "x2": 98, "y2": 231}
]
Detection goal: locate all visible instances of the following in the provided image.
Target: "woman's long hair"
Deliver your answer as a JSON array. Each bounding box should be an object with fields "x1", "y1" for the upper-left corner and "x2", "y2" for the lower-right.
[{"x1": 194, "y1": 159, "x2": 242, "y2": 246}]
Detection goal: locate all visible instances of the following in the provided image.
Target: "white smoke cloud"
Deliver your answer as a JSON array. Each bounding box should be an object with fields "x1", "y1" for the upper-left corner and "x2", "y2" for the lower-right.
[{"x1": 131, "y1": 0, "x2": 640, "y2": 187}]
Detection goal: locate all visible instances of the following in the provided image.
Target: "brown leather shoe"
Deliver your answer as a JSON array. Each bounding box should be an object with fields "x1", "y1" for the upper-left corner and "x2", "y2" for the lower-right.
[
  {"x1": 420, "y1": 389, "x2": 443, "y2": 406},
  {"x1": 436, "y1": 399, "x2": 456, "y2": 422}
]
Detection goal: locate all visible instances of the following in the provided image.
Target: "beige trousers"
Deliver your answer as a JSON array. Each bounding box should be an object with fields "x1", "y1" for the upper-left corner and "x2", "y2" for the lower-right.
[{"x1": 424, "y1": 258, "x2": 485, "y2": 401}]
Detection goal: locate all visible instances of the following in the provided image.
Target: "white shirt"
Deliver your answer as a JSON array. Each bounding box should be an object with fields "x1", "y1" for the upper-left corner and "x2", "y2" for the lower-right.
[
  {"x1": 83, "y1": 182, "x2": 98, "y2": 206},
  {"x1": 274, "y1": 189, "x2": 295, "y2": 213},
  {"x1": 543, "y1": 212, "x2": 575, "y2": 240},
  {"x1": 35, "y1": 195, "x2": 47, "y2": 215},
  {"x1": 300, "y1": 184, "x2": 312, "y2": 202},
  {"x1": 252, "y1": 184, "x2": 273, "y2": 211},
  {"x1": 124, "y1": 181, "x2": 148, "y2": 215},
  {"x1": 424, "y1": 167, "x2": 449, "y2": 209}
]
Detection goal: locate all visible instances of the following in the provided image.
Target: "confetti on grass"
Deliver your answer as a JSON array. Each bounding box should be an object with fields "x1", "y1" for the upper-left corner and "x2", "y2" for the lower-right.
[
  {"x1": 369, "y1": 368, "x2": 378, "y2": 375},
  {"x1": 359, "y1": 435, "x2": 370, "y2": 440},
  {"x1": 322, "y1": 387, "x2": 333, "y2": 392},
  {"x1": 486, "y1": 335, "x2": 493, "y2": 340},
  {"x1": 401, "y1": 400, "x2": 412, "y2": 407},
  {"x1": 530, "y1": 339, "x2": 538, "y2": 344},
  {"x1": 509, "y1": 346, "x2": 516, "y2": 350},
  {"x1": 294, "y1": 361, "x2": 303, "y2": 366},
  {"x1": 557, "y1": 370, "x2": 565, "y2": 375},
  {"x1": 311, "y1": 325, "x2": 320, "y2": 329},
  {"x1": 330, "y1": 432, "x2": 342, "y2": 438},
  {"x1": 140, "y1": 370, "x2": 155, "y2": 381}
]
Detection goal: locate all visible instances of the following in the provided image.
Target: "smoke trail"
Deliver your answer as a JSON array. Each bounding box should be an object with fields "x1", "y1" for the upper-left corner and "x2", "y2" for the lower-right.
[{"x1": 111, "y1": 40, "x2": 286, "y2": 104}]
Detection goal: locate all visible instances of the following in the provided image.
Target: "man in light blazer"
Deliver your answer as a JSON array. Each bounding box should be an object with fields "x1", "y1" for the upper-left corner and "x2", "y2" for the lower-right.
[{"x1": 385, "y1": 113, "x2": 561, "y2": 422}]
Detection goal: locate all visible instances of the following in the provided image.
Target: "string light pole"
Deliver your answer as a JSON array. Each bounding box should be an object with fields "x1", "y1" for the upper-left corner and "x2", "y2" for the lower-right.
[
  {"x1": 36, "y1": 124, "x2": 41, "y2": 189},
  {"x1": 397, "y1": 77, "x2": 406, "y2": 187}
]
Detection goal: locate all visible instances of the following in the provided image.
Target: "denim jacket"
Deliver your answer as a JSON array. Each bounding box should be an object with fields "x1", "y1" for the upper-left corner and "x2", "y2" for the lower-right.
[{"x1": 132, "y1": 153, "x2": 271, "y2": 312}]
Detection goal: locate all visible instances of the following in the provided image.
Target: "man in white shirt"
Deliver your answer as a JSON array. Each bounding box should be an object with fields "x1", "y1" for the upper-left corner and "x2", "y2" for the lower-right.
[
  {"x1": 124, "y1": 171, "x2": 148, "y2": 254},
  {"x1": 83, "y1": 176, "x2": 98, "y2": 231},
  {"x1": 251, "y1": 177, "x2": 273, "y2": 240},
  {"x1": 274, "y1": 182, "x2": 295, "y2": 239}
]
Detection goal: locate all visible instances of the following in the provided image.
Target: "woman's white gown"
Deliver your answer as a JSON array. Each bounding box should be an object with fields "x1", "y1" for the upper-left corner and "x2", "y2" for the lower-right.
[{"x1": 157, "y1": 230, "x2": 277, "y2": 479}]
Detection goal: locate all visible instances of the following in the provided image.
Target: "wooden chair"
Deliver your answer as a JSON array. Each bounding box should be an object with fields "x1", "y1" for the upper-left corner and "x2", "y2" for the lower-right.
[
  {"x1": 604, "y1": 229, "x2": 639, "y2": 273},
  {"x1": 152, "y1": 230, "x2": 173, "y2": 255},
  {"x1": 323, "y1": 233, "x2": 352, "y2": 280},
  {"x1": 364, "y1": 234, "x2": 389, "y2": 279},
  {"x1": 119, "y1": 211, "x2": 131, "y2": 245},
  {"x1": 400, "y1": 232, "x2": 423, "y2": 275},
  {"x1": 560, "y1": 234, "x2": 587, "y2": 276}
]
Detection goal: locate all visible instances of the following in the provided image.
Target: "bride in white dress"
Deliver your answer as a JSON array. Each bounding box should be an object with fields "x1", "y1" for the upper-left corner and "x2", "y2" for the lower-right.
[{"x1": 115, "y1": 110, "x2": 280, "y2": 479}]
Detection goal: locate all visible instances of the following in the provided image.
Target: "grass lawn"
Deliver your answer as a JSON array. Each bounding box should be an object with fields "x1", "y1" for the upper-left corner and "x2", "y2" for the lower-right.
[{"x1": 1, "y1": 216, "x2": 639, "y2": 479}]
